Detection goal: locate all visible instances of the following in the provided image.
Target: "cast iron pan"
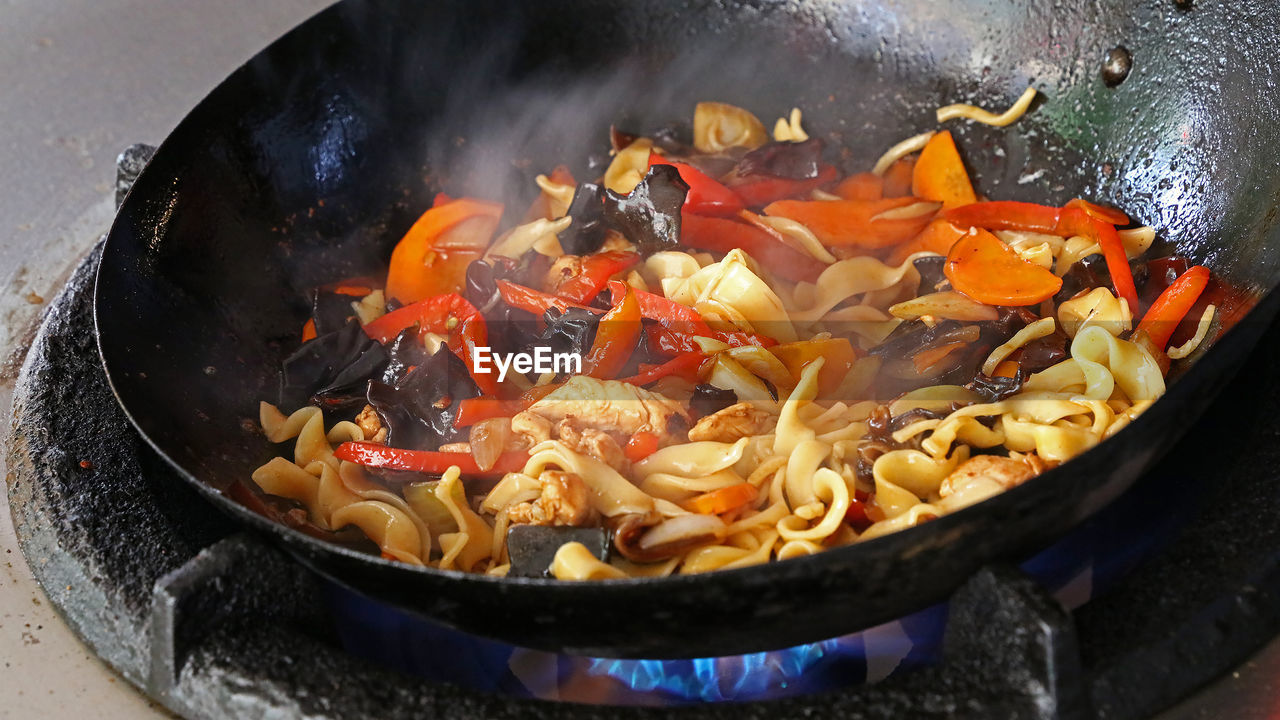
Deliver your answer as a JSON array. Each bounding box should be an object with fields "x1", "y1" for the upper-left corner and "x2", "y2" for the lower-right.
[{"x1": 94, "y1": 0, "x2": 1280, "y2": 658}]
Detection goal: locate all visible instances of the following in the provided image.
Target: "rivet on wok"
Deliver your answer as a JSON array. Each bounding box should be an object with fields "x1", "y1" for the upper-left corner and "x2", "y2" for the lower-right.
[{"x1": 1102, "y1": 46, "x2": 1132, "y2": 87}]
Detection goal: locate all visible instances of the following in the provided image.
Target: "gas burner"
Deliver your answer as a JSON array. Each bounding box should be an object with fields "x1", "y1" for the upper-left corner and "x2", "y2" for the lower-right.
[{"x1": 7, "y1": 148, "x2": 1280, "y2": 718}]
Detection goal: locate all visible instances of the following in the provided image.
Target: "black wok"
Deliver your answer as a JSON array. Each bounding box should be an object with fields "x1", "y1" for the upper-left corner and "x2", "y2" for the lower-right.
[{"x1": 95, "y1": 0, "x2": 1280, "y2": 658}]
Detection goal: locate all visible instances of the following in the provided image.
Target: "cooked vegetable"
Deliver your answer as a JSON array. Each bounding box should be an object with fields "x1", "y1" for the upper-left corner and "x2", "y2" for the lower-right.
[
  {"x1": 280, "y1": 320, "x2": 388, "y2": 414},
  {"x1": 555, "y1": 251, "x2": 639, "y2": 305},
  {"x1": 763, "y1": 196, "x2": 936, "y2": 248},
  {"x1": 681, "y1": 212, "x2": 827, "y2": 283},
  {"x1": 335, "y1": 441, "x2": 528, "y2": 475},
  {"x1": 1136, "y1": 265, "x2": 1211, "y2": 350},
  {"x1": 603, "y1": 164, "x2": 689, "y2": 254},
  {"x1": 683, "y1": 483, "x2": 758, "y2": 515},
  {"x1": 945, "y1": 228, "x2": 1063, "y2": 306},
  {"x1": 648, "y1": 154, "x2": 744, "y2": 217},
  {"x1": 911, "y1": 130, "x2": 976, "y2": 208},
  {"x1": 366, "y1": 346, "x2": 480, "y2": 450},
  {"x1": 385, "y1": 197, "x2": 503, "y2": 304},
  {"x1": 583, "y1": 287, "x2": 642, "y2": 379}
]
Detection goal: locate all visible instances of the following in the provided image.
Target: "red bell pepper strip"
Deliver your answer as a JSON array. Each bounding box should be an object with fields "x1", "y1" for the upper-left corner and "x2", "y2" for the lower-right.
[
  {"x1": 623, "y1": 432, "x2": 660, "y2": 463},
  {"x1": 681, "y1": 212, "x2": 827, "y2": 283},
  {"x1": 727, "y1": 164, "x2": 840, "y2": 207},
  {"x1": 1056, "y1": 206, "x2": 1140, "y2": 313},
  {"x1": 944, "y1": 201, "x2": 1062, "y2": 233},
  {"x1": 335, "y1": 441, "x2": 528, "y2": 476},
  {"x1": 608, "y1": 280, "x2": 712, "y2": 335},
  {"x1": 361, "y1": 293, "x2": 499, "y2": 395},
  {"x1": 498, "y1": 280, "x2": 600, "y2": 317},
  {"x1": 618, "y1": 351, "x2": 707, "y2": 386},
  {"x1": 555, "y1": 251, "x2": 640, "y2": 305},
  {"x1": 648, "y1": 153, "x2": 744, "y2": 216},
  {"x1": 583, "y1": 286, "x2": 642, "y2": 379},
  {"x1": 453, "y1": 397, "x2": 519, "y2": 428},
  {"x1": 1064, "y1": 198, "x2": 1130, "y2": 226},
  {"x1": 1135, "y1": 265, "x2": 1211, "y2": 351},
  {"x1": 606, "y1": 280, "x2": 776, "y2": 348},
  {"x1": 362, "y1": 293, "x2": 475, "y2": 344},
  {"x1": 763, "y1": 196, "x2": 937, "y2": 249}
]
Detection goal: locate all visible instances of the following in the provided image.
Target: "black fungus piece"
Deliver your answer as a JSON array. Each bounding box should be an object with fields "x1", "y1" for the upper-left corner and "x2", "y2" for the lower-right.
[
  {"x1": 913, "y1": 256, "x2": 948, "y2": 293},
  {"x1": 464, "y1": 260, "x2": 502, "y2": 313},
  {"x1": 381, "y1": 328, "x2": 432, "y2": 386},
  {"x1": 1019, "y1": 330, "x2": 1070, "y2": 375},
  {"x1": 507, "y1": 525, "x2": 612, "y2": 578},
  {"x1": 691, "y1": 384, "x2": 738, "y2": 418},
  {"x1": 1055, "y1": 253, "x2": 1150, "y2": 306},
  {"x1": 736, "y1": 138, "x2": 825, "y2": 180},
  {"x1": 603, "y1": 164, "x2": 689, "y2": 255},
  {"x1": 367, "y1": 345, "x2": 479, "y2": 451},
  {"x1": 538, "y1": 307, "x2": 600, "y2": 358},
  {"x1": 868, "y1": 319, "x2": 965, "y2": 358},
  {"x1": 559, "y1": 182, "x2": 609, "y2": 256},
  {"x1": 311, "y1": 289, "x2": 359, "y2": 336},
  {"x1": 651, "y1": 122, "x2": 695, "y2": 156},
  {"x1": 280, "y1": 319, "x2": 388, "y2": 414},
  {"x1": 965, "y1": 373, "x2": 1024, "y2": 403}
]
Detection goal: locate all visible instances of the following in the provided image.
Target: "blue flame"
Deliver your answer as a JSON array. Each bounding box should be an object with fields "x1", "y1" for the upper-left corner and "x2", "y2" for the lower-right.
[{"x1": 584, "y1": 636, "x2": 850, "y2": 702}]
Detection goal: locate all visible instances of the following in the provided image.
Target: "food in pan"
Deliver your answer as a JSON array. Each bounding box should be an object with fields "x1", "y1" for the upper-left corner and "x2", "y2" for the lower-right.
[{"x1": 247, "y1": 90, "x2": 1225, "y2": 579}]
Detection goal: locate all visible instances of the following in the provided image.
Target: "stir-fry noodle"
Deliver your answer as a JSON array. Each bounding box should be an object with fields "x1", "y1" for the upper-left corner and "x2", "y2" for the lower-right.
[{"x1": 248, "y1": 92, "x2": 1224, "y2": 580}]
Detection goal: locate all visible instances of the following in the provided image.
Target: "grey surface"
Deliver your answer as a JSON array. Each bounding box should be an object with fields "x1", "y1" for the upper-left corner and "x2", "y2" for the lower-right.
[{"x1": 0, "y1": 2, "x2": 332, "y2": 718}]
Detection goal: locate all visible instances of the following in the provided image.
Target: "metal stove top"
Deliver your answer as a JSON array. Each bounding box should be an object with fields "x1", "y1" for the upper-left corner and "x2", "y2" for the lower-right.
[{"x1": 3, "y1": 2, "x2": 1280, "y2": 718}]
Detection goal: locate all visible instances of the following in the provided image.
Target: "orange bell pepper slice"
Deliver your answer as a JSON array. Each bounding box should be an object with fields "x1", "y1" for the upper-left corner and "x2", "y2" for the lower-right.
[
  {"x1": 769, "y1": 337, "x2": 857, "y2": 397},
  {"x1": 882, "y1": 156, "x2": 915, "y2": 198},
  {"x1": 1135, "y1": 265, "x2": 1211, "y2": 350},
  {"x1": 886, "y1": 219, "x2": 968, "y2": 266},
  {"x1": 945, "y1": 228, "x2": 1063, "y2": 306},
  {"x1": 683, "y1": 483, "x2": 758, "y2": 515},
  {"x1": 762, "y1": 197, "x2": 935, "y2": 249},
  {"x1": 833, "y1": 172, "x2": 884, "y2": 201},
  {"x1": 911, "y1": 130, "x2": 977, "y2": 208},
  {"x1": 385, "y1": 197, "x2": 503, "y2": 304}
]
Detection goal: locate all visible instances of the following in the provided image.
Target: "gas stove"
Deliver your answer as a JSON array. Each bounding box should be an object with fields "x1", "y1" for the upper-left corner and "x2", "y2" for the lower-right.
[{"x1": 5, "y1": 146, "x2": 1280, "y2": 719}]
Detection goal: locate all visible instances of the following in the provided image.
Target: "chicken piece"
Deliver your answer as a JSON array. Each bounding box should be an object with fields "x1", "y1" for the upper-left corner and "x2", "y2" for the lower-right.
[
  {"x1": 511, "y1": 411, "x2": 553, "y2": 449},
  {"x1": 687, "y1": 402, "x2": 776, "y2": 443},
  {"x1": 505, "y1": 470, "x2": 595, "y2": 527},
  {"x1": 355, "y1": 405, "x2": 387, "y2": 444},
  {"x1": 938, "y1": 454, "x2": 1043, "y2": 511},
  {"x1": 542, "y1": 255, "x2": 583, "y2": 294},
  {"x1": 557, "y1": 419, "x2": 627, "y2": 471},
  {"x1": 528, "y1": 375, "x2": 690, "y2": 444}
]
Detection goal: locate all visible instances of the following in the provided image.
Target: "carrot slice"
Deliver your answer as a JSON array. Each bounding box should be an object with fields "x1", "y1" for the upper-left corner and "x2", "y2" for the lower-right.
[
  {"x1": 1135, "y1": 265, "x2": 1211, "y2": 350},
  {"x1": 769, "y1": 338, "x2": 857, "y2": 397},
  {"x1": 945, "y1": 228, "x2": 1063, "y2": 306},
  {"x1": 882, "y1": 156, "x2": 915, "y2": 197},
  {"x1": 993, "y1": 359, "x2": 1021, "y2": 378},
  {"x1": 911, "y1": 130, "x2": 977, "y2": 209},
  {"x1": 886, "y1": 219, "x2": 968, "y2": 266},
  {"x1": 301, "y1": 318, "x2": 317, "y2": 342},
  {"x1": 833, "y1": 172, "x2": 884, "y2": 201},
  {"x1": 763, "y1": 197, "x2": 935, "y2": 248},
  {"x1": 684, "y1": 483, "x2": 759, "y2": 515},
  {"x1": 912, "y1": 341, "x2": 967, "y2": 373},
  {"x1": 385, "y1": 197, "x2": 503, "y2": 304}
]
